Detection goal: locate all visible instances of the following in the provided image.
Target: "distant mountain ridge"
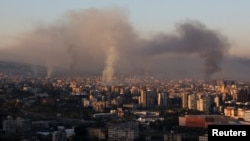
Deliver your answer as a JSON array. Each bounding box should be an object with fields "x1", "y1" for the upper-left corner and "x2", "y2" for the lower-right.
[{"x1": 0, "y1": 61, "x2": 47, "y2": 76}]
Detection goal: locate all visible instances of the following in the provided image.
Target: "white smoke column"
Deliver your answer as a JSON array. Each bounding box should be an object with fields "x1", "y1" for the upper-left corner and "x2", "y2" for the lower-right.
[
  {"x1": 46, "y1": 65, "x2": 53, "y2": 78},
  {"x1": 102, "y1": 36, "x2": 118, "y2": 84},
  {"x1": 31, "y1": 65, "x2": 38, "y2": 77},
  {"x1": 46, "y1": 59, "x2": 54, "y2": 78}
]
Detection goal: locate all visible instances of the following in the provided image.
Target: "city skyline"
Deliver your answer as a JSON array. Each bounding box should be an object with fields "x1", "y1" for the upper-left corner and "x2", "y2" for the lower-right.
[{"x1": 0, "y1": 1, "x2": 250, "y2": 81}]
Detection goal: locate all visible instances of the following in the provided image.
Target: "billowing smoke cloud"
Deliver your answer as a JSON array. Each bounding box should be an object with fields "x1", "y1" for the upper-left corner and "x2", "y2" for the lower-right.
[
  {"x1": 140, "y1": 21, "x2": 230, "y2": 80},
  {"x1": 0, "y1": 7, "x2": 231, "y2": 81}
]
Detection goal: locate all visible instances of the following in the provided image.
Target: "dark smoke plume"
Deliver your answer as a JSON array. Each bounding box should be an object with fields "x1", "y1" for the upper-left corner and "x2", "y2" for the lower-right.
[
  {"x1": 67, "y1": 44, "x2": 78, "y2": 73},
  {"x1": 139, "y1": 21, "x2": 230, "y2": 79}
]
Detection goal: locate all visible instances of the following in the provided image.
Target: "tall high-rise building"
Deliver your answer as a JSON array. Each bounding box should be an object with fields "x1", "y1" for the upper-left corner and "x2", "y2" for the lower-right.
[
  {"x1": 214, "y1": 95, "x2": 220, "y2": 107},
  {"x1": 52, "y1": 126, "x2": 67, "y2": 141},
  {"x1": 237, "y1": 88, "x2": 250, "y2": 103},
  {"x1": 16, "y1": 117, "x2": 31, "y2": 140},
  {"x1": 139, "y1": 89, "x2": 156, "y2": 108},
  {"x1": 188, "y1": 94, "x2": 196, "y2": 110},
  {"x1": 3, "y1": 116, "x2": 16, "y2": 133},
  {"x1": 3, "y1": 116, "x2": 31, "y2": 140},
  {"x1": 182, "y1": 93, "x2": 188, "y2": 109},
  {"x1": 139, "y1": 89, "x2": 147, "y2": 108},
  {"x1": 197, "y1": 94, "x2": 211, "y2": 113},
  {"x1": 158, "y1": 92, "x2": 168, "y2": 106}
]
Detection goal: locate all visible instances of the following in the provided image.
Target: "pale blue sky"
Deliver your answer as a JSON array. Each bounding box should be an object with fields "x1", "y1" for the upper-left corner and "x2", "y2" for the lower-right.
[{"x1": 1, "y1": 0, "x2": 250, "y2": 56}]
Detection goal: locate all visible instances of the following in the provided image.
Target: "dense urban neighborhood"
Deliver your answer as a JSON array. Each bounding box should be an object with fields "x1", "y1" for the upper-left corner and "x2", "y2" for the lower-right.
[{"x1": 0, "y1": 61, "x2": 250, "y2": 141}]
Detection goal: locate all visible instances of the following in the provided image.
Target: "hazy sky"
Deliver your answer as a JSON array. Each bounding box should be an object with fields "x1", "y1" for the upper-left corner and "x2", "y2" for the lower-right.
[
  {"x1": 1, "y1": 1, "x2": 249, "y2": 55},
  {"x1": 0, "y1": 1, "x2": 250, "y2": 80}
]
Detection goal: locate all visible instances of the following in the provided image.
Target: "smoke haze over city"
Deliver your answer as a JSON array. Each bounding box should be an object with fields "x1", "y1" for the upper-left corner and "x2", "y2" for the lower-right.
[{"x1": 0, "y1": 5, "x2": 250, "y2": 81}]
